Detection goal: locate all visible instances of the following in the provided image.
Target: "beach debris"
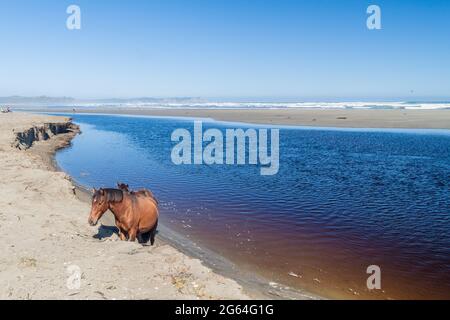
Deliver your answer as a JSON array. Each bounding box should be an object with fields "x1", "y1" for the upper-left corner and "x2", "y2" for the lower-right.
[
  {"x1": 127, "y1": 248, "x2": 142, "y2": 255},
  {"x1": 171, "y1": 271, "x2": 193, "y2": 293},
  {"x1": 288, "y1": 271, "x2": 302, "y2": 278},
  {"x1": 95, "y1": 291, "x2": 107, "y2": 300},
  {"x1": 269, "y1": 282, "x2": 279, "y2": 288},
  {"x1": 313, "y1": 278, "x2": 321, "y2": 284},
  {"x1": 19, "y1": 257, "x2": 37, "y2": 268},
  {"x1": 348, "y1": 288, "x2": 360, "y2": 296}
]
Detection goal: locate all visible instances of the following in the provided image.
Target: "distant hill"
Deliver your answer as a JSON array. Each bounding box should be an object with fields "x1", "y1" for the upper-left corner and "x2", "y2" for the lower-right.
[
  {"x1": 0, "y1": 96, "x2": 203, "y2": 105},
  {"x1": 0, "y1": 96, "x2": 76, "y2": 104}
]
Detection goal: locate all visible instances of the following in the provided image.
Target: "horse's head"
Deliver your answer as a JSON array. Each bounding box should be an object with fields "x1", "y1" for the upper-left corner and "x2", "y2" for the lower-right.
[
  {"x1": 88, "y1": 188, "x2": 109, "y2": 226},
  {"x1": 117, "y1": 182, "x2": 130, "y2": 192}
]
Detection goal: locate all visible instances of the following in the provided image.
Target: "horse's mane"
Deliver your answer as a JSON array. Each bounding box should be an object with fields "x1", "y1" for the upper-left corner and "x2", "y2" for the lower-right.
[{"x1": 103, "y1": 188, "x2": 124, "y2": 203}]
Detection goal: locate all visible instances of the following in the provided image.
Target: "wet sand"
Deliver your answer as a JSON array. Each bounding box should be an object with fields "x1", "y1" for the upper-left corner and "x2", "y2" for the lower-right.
[
  {"x1": 34, "y1": 107, "x2": 450, "y2": 129},
  {"x1": 0, "y1": 112, "x2": 255, "y2": 300}
]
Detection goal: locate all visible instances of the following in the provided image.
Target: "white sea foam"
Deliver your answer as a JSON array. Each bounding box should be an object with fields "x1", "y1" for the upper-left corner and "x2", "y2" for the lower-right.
[
  {"x1": 79, "y1": 101, "x2": 450, "y2": 110},
  {"x1": 16, "y1": 100, "x2": 450, "y2": 110}
]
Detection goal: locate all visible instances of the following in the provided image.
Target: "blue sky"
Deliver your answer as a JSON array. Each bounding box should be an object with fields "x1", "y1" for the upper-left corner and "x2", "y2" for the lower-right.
[{"x1": 0, "y1": 0, "x2": 449, "y2": 100}]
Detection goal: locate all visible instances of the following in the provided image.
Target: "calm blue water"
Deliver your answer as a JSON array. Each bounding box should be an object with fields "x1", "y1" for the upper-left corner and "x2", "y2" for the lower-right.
[{"x1": 55, "y1": 113, "x2": 450, "y2": 299}]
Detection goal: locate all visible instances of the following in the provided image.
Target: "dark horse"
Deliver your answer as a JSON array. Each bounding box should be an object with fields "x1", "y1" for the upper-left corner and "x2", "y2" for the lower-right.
[{"x1": 88, "y1": 188, "x2": 159, "y2": 245}]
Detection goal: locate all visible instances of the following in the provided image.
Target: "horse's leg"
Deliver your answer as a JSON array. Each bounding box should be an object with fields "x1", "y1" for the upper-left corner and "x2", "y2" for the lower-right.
[
  {"x1": 115, "y1": 221, "x2": 127, "y2": 241},
  {"x1": 118, "y1": 229, "x2": 127, "y2": 241},
  {"x1": 128, "y1": 228, "x2": 138, "y2": 242},
  {"x1": 136, "y1": 233, "x2": 143, "y2": 244},
  {"x1": 150, "y1": 230, "x2": 156, "y2": 246}
]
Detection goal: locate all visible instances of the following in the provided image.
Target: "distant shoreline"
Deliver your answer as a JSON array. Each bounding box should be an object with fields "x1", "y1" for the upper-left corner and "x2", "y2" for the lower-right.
[{"x1": 25, "y1": 107, "x2": 450, "y2": 129}]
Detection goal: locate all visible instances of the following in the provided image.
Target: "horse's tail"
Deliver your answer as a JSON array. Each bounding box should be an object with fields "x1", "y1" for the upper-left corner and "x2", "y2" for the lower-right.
[{"x1": 140, "y1": 230, "x2": 151, "y2": 244}]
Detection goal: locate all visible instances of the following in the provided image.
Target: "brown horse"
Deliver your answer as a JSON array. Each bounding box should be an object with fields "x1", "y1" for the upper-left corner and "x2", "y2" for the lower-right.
[
  {"x1": 88, "y1": 188, "x2": 159, "y2": 245},
  {"x1": 117, "y1": 182, "x2": 158, "y2": 204}
]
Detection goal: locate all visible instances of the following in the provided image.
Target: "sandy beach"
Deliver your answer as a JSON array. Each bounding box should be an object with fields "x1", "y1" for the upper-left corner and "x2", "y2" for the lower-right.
[
  {"x1": 33, "y1": 107, "x2": 450, "y2": 129},
  {"x1": 0, "y1": 112, "x2": 252, "y2": 300}
]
